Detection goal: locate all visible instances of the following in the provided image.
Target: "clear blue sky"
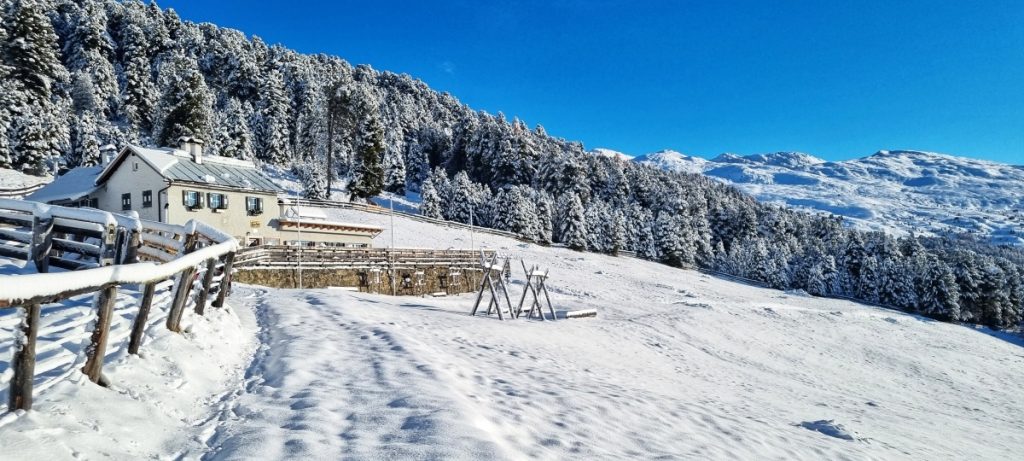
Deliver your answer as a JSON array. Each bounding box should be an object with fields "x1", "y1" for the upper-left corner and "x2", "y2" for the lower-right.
[{"x1": 158, "y1": 0, "x2": 1024, "y2": 164}]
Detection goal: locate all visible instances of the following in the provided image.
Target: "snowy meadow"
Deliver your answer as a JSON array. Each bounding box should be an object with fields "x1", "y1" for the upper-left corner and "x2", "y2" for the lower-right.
[{"x1": 2, "y1": 209, "x2": 1023, "y2": 460}]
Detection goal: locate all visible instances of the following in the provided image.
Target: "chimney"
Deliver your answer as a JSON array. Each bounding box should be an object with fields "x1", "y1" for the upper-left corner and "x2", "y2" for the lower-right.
[
  {"x1": 178, "y1": 136, "x2": 205, "y2": 164},
  {"x1": 100, "y1": 144, "x2": 117, "y2": 166}
]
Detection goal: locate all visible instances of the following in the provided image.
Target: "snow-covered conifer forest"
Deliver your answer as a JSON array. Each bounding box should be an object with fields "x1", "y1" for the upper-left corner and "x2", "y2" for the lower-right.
[{"x1": 0, "y1": 0, "x2": 1021, "y2": 328}]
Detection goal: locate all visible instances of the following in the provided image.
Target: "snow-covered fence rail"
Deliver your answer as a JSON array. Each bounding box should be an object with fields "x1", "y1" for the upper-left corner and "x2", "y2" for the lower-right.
[
  {"x1": 234, "y1": 245, "x2": 494, "y2": 270},
  {"x1": 0, "y1": 183, "x2": 45, "y2": 199},
  {"x1": 0, "y1": 198, "x2": 129, "y2": 271},
  {"x1": 0, "y1": 200, "x2": 238, "y2": 412}
]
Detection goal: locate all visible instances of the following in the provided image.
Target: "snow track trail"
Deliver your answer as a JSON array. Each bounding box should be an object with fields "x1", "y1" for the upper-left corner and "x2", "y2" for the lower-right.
[{"x1": 193, "y1": 288, "x2": 506, "y2": 461}]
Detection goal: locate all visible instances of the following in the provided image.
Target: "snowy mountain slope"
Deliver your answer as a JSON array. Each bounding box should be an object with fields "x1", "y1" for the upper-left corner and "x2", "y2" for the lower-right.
[
  {"x1": 618, "y1": 149, "x2": 1024, "y2": 245},
  {"x1": 3, "y1": 208, "x2": 1024, "y2": 459}
]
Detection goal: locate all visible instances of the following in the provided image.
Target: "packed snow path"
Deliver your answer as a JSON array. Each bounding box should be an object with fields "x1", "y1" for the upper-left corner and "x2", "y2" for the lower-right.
[{"x1": 198, "y1": 287, "x2": 504, "y2": 460}]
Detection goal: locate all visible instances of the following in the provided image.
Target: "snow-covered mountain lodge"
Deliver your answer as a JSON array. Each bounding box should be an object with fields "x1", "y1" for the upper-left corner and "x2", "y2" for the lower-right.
[{"x1": 28, "y1": 138, "x2": 383, "y2": 247}]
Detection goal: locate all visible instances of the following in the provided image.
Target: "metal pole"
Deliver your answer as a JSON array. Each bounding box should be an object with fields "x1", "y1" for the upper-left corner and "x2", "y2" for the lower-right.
[
  {"x1": 390, "y1": 198, "x2": 396, "y2": 296},
  {"x1": 469, "y1": 203, "x2": 474, "y2": 252},
  {"x1": 292, "y1": 203, "x2": 302, "y2": 290}
]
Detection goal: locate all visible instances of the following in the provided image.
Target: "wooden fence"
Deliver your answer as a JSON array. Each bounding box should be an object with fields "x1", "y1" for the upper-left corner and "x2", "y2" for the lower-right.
[
  {"x1": 234, "y1": 244, "x2": 494, "y2": 270},
  {"x1": 0, "y1": 183, "x2": 46, "y2": 199},
  {"x1": 0, "y1": 198, "x2": 238, "y2": 412}
]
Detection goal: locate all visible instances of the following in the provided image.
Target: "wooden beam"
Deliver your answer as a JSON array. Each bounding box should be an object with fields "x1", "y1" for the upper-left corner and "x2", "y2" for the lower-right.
[
  {"x1": 166, "y1": 232, "x2": 200, "y2": 333},
  {"x1": 212, "y1": 252, "x2": 235, "y2": 308},
  {"x1": 30, "y1": 215, "x2": 54, "y2": 273},
  {"x1": 82, "y1": 285, "x2": 117, "y2": 386},
  {"x1": 194, "y1": 258, "x2": 217, "y2": 315},
  {"x1": 7, "y1": 303, "x2": 40, "y2": 411},
  {"x1": 128, "y1": 282, "x2": 157, "y2": 355}
]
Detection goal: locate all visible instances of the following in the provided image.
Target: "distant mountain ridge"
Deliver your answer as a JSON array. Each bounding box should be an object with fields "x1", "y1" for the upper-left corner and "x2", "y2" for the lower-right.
[{"x1": 593, "y1": 148, "x2": 1024, "y2": 245}]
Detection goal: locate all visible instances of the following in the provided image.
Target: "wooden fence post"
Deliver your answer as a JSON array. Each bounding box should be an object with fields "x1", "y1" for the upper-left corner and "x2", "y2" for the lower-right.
[
  {"x1": 112, "y1": 228, "x2": 127, "y2": 264},
  {"x1": 82, "y1": 285, "x2": 117, "y2": 386},
  {"x1": 128, "y1": 281, "x2": 157, "y2": 355},
  {"x1": 194, "y1": 258, "x2": 217, "y2": 315},
  {"x1": 98, "y1": 223, "x2": 118, "y2": 266},
  {"x1": 124, "y1": 229, "x2": 140, "y2": 264},
  {"x1": 8, "y1": 303, "x2": 40, "y2": 411},
  {"x1": 166, "y1": 231, "x2": 200, "y2": 333},
  {"x1": 30, "y1": 215, "x2": 54, "y2": 273},
  {"x1": 212, "y1": 252, "x2": 235, "y2": 308}
]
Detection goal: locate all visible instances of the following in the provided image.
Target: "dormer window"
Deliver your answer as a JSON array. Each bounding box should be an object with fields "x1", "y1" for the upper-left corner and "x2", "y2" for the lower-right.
[{"x1": 183, "y1": 190, "x2": 203, "y2": 210}]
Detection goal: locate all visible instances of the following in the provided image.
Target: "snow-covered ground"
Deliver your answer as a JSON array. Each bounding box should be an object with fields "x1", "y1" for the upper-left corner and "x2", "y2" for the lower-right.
[
  {"x1": 0, "y1": 168, "x2": 49, "y2": 192},
  {"x1": 0, "y1": 280, "x2": 255, "y2": 459},
  {"x1": 3, "y1": 207, "x2": 1024, "y2": 459},
  {"x1": 604, "y1": 149, "x2": 1024, "y2": 246}
]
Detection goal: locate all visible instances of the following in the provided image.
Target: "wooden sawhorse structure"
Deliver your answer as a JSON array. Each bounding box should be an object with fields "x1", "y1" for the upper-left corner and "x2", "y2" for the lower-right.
[
  {"x1": 470, "y1": 252, "x2": 514, "y2": 320},
  {"x1": 515, "y1": 260, "x2": 556, "y2": 320}
]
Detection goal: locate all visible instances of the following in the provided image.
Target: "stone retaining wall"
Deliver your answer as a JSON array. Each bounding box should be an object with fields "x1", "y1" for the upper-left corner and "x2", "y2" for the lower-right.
[{"x1": 234, "y1": 266, "x2": 485, "y2": 295}]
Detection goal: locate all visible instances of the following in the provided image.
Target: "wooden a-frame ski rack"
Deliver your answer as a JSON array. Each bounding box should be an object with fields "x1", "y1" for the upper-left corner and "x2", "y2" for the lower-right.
[
  {"x1": 470, "y1": 251, "x2": 514, "y2": 320},
  {"x1": 515, "y1": 260, "x2": 556, "y2": 320}
]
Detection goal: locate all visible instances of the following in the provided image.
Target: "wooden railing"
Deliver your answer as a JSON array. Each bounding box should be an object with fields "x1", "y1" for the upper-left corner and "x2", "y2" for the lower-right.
[
  {"x1": 234, "y1": 244, "x2": 494, "y2": 270},
  {"x1": 0, "y1": 198, "x2": 238, "y2": 412},
  {"x1": 0, "y1": 182, "x2": 46, "y2": 199}
]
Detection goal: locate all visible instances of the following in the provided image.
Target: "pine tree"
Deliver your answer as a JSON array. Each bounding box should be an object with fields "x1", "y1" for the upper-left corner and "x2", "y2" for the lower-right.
[
  {"x1": 71, "y1": 72, "x2": 99, "y2": 115},
  {"x1": 559, "y1": 193, "x2": 587, "y2": 251},
  {"x1": 10, "y1": 108, "x2": 53, "y2": 175},
  {"x1": 918, "y1": 258, "x2": 961, "y2": 321},
  {"x1": 348, "y1": 94, "x2": 385, "y2": 201},
  {"x1": 155, "y1": 54, "x2": 213, "y2": 146},
  {"x1": 253, "y1": 68, "x2": 291, "y2": 163},
  {"x1": 655, "y1": 214, "x2": 696, "y2": 268},
  {"x1": 2, "y1": 0, "x2": 69, "y2": 105},
  {"x1": 403, "y1": 134, "x2": 429, "y2": 192},
  {"x1": 69, "y1": 112, "x2": 101, "y2": 167},
  {"x1": 857, "y1": 256, "x2": 881, "y2": 304},
  {"x1": 611, "y1": 211, "x2": 626, "y2": 256},
  {"x1": 118, "y1": 21, "x2": 157, "y2": 133},
  {"x1": 419, "y1": 177, "x2": 443, "y2": 219},
  {"x1": 446, "y1": 171, "x2": 475, "y2": 223},
  {"x1": 297, "y1": 162, "x2": 327, "y2": 199},
  {"x1": 0, "y1": 24, "x2": 14, "y2": 169},
  {"x1": 383, "y1": 148, "x2": 406, "y2": 194},
  {"x1": 535, "y1": 191, "x2": 554, "y2": 244},
  {"x1": 492, "y1": 186, "x2": 539, "y2": 238},
  {"x1": 215, "y1": 98, "x2": 254, "y2": 159},
  {"x1": 64, "y1": 0, "x2": 117, "y2": 116}
]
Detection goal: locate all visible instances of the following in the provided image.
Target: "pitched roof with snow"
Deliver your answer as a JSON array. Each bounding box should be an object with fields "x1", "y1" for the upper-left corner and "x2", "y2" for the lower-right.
[
  {"x1": 97, "y1": 145, "x2": 281, "y2": 193},
  {"x1": 26, "y1": 166, "x2": 103, "y2": 203}
]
